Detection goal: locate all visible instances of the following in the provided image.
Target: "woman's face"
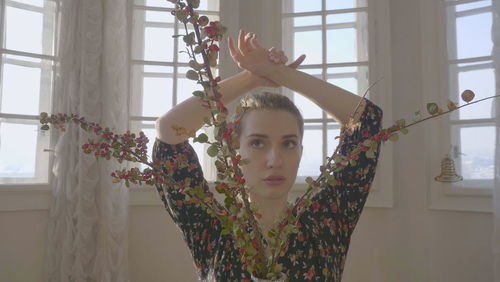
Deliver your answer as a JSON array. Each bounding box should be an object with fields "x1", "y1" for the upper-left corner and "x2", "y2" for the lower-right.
[{"x1": 238, "y1": 109, "x2": 303, "y2": 200}]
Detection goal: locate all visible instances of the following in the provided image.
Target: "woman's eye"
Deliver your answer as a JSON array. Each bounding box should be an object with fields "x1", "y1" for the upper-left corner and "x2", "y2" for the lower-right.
[
  {"x1": 284, "y1": 140, "x2": 297, "y2": 149},
  {"x1": 250, "y1": 140, "x2": 264, "y2": 148}
]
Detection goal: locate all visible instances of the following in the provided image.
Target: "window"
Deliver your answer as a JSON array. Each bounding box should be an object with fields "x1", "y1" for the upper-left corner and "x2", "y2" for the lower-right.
[
  {"x1": 445, "y1": 0, "x2": 495, "y2": 190},
  {"x1": 282, "y1": 0, "x2": 370, "y2": 179},
  {"x1": 423, "y1": 0, "x2": 495, "y2": 212},
  {"x1": 0, "y1": 0, "x2": 59, "y2": 185},
  {"x1": 130, "y1": 0, "x2": 220, "y2": 179},
  {"x1": 280, "y1": 0, "x2": 393, "y2": 207}
]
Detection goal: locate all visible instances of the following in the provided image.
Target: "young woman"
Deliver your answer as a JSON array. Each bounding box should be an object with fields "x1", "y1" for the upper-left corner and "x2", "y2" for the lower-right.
[{"x1": 153, "y1": 30, "x2": 383, "y2": 281}]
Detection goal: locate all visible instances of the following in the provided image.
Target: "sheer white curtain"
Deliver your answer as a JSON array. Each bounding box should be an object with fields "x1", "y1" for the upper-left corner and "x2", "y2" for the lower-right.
[
  {"x1": 493, "y1": 0, "x2": 500, "y2": 281},
  {"x1": 46, "y1": 0, "x2": 130, "y2": 281}
]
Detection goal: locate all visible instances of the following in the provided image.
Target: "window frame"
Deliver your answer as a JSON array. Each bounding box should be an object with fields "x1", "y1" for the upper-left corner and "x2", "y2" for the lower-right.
[
  {"x1": 277, "y1": 0, "x2": 394, "y2": 208},
  {"x1": 0, "y1": 0, "x2": 59, "y2": 187},
  {"x1": 422, "y1": 0, "x2": 494, "y2": 213}
]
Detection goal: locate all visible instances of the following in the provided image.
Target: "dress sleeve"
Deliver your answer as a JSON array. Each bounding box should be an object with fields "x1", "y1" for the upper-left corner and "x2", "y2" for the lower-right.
[
  {"x1": 311, "y1": 97, "x2": 383, "y2": 229},
  {"x1": 152, "y1": 139, "x2": 221, "y2": 279}
]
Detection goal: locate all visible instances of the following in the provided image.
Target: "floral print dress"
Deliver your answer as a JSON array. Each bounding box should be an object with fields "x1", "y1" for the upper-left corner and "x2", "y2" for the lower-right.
[{"x1": 152, "y1": 98, "x2": 383, "y2": 281}]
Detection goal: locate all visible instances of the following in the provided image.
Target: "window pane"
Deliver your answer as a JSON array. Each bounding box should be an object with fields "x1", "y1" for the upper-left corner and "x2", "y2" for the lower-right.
[
  {"x1": 294, "y1": 16, "x2": 321, "y2": 27},
  {"x1": 456, "y1": 126, "x2": 495, "y2": 179},
  {"x1": 0, "y1": 122, "x2": 37, "y2": 178},
  {"x1": 455, "y1": 13, "x2": 492, "y2": 59},
  {"x1": 144, "y1": 27, "x2": 175, "y2": 62},
  {"x1": 455, "y1": 0, "x2": 491, "y2": 12},
  {"x1": 142, "y1": 76, "x2": 173, "y2": 117},
  {"x1": 455, "y1": 68, "x2": 494, "y2": 120},
  {"x1": 145, "y1": 10, "x2": 174, "y2": 23},
  {"x1": 294, "y1": 93, "x2": 323, "y2": 119},
  {"x1": 294, "y1": 30, "x2": 322, "y2": 64},
  {"x1": 327, "y1": 127, "x2": 341, "y2": 155},
  {"x1": 327, "y1": 0, "x2": 367, "y2": 10},
  {"x1": 135, "y1": 0, "x2": 175, "y2": 8},
  {"x1": 298, "y1": 126, "x2": 323, "y2": 176},
  {"x1": 5, "y1": 6, "x2": 43, "y2": 54},
  {"x1": 197, "y1": 0, "x2": 220, "y2": 11},
  {"x1": 293, "y1": 69, "x2": 323, "y2": 119},
  {"x1": 326, "y1": 13, "x2": 356, "y2": 24},
  {"x1": 327, "y1": 65, "x2": 369, "y2": 95},
  {"x1": 11, "y1": 0, "x2": 44, "y2": 7},
  {"x1": 293, "y1": 0, "x2": 321, "y2": 13},
  {"x1": 177, "y1": 78, "x2": 201, "y2": 105},
  {"x1": 1, "y1": 63, "x2": 41, "y2": 115},
  {"x1": 327, "y1": 28, "x2": 359, "y2": 63}
]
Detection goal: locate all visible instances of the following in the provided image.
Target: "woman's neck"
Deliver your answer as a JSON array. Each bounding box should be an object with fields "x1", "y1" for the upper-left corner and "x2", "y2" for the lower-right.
[{"x1": 248, "y1": 192, "x2": 289, "y2": 233}]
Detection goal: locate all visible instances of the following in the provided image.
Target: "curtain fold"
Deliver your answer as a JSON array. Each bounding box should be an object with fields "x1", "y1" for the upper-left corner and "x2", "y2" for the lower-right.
[
  {"x1": 493, "y1": 0, "x2": 500, "y2": 281},
  {"x1": 46, "y1": 0, "x2": 130, "y2": 281}
]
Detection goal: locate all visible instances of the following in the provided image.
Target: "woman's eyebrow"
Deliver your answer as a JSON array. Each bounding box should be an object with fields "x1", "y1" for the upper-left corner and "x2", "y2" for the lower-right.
[{"x1": 246, "y1": 134, "x2": 298, "y2": 139}]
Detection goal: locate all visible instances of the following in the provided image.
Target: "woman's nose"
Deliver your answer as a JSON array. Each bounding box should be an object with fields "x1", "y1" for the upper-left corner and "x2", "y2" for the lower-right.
[{"x1": 266, "y1": 148, "x2": 284, "y2": 168}]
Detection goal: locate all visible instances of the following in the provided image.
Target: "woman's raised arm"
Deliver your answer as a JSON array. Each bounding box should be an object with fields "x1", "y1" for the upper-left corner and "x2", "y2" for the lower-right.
[
  {"x1": 155, "y1": 70, "x2": 259, "y2": 145},
  {"x1": 156, "y1": 32, "x2": 306, "y2": 145},
  {"x1": 229, "y1": 30, "x2": 366, "y2": 125}
]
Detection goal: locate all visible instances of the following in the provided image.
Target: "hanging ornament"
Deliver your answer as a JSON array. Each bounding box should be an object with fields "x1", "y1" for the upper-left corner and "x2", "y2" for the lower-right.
[{"x1": 434, "y1": 154, "x2": 463, "y2": 182}]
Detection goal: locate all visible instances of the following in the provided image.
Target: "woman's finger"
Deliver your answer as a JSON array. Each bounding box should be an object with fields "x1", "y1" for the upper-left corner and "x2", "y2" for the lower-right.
[
  {"x1": 228, "y1": 37, "x2": 243, "y2": 58},
  {"x1": 238, "y1": 29, "x2": 249, "y2": 55},
  {"x1": 287, "y1": 54, "x2": 306, "y2": 69},
  {"x1": 249, "y1": 34, "x2": 263, "y2": 50},
  {"x1": 244, "y1": 32, "x2": 254, "y2": 52}
]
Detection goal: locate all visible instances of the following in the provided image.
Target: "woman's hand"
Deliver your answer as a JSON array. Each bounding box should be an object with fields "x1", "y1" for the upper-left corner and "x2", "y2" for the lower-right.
[{"x1": 228, "y1": 30, "x2": 305, "y2": 88}]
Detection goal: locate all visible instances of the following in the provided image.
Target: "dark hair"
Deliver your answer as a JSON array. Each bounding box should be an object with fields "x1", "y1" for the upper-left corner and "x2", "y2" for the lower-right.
[{"x1": 234, "y1": 92, "x2": 304, "y2": 141}]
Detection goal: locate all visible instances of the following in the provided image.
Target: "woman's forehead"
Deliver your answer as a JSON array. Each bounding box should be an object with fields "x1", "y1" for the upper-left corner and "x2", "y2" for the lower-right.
[{"x1": 240, "y1": 109, "x2": 301, "y2": 136}]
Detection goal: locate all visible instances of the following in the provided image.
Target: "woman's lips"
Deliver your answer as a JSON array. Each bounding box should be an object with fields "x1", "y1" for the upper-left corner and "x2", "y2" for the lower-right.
[{"x1": 263, "y1": 176, "x2": 285, "y2": 186}]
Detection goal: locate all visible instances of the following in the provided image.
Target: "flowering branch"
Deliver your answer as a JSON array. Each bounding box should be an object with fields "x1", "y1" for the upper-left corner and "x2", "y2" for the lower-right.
[{"x1": 40, "y1": 0, "x2": 500, "y2": 279}]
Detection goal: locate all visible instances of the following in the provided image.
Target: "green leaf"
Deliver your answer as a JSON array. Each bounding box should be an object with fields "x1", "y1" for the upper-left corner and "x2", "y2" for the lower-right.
[
  {"x1": 305, "y1": 176, "x2": 314, "y2": 185},
  {"x1": 389, "y1": 132, "x2": 399, "y2": 141},
  {"x1": 186, "y1": 70, "x2": 199, "y2": 80},
  {"x1": 192, "y1": 90, "x2": 204, "y2": 97},
  {"x1": 395, "y1": 118, "x2": 406, "y2": 127},
  {"x1": 366, "y1": 149, "x2": 376, "y2": 159},
  {"x1": 203, "y1": 116, "x2": 212, "y2": 126},
  {"x1": 183, "y1": 32, "x2": 196, "y2": 45},
  {"x1": 189, "y1": 60, "x2": 202, "y2": 71},
  {"x1": 413, "y1": 110, "x2": 422, "y2": 122},
  {"x1": 207, "y1": 144, "x2": 219, "y2": 157},
  {"x1": 194, "y1": 45, "x2": 203, "y2": 54},
  {"x1": 187, "y1": 0, "x2": 200, "y2": 8},
  {"x1": 401, "y1": 128, "x2": 409, "y2": 135},
  {"x1": 349, "y1": 159, "x2": 357, "y2": 166},
  {"x1": 426, "y1": 103, "x2": 439, "y2": 115},
  {"x1": 195, "y1": 133, "x2": 208, "y2": 143}
]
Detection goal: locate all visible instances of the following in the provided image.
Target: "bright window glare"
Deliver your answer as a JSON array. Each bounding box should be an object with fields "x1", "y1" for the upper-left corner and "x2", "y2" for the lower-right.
[
  {"x1": 5, "y1": 6, "x2": 43, "y2": 54},
  {"x1": 457, "y1": 68, "x2": 494, "y2": 119},
  {"x1": 294, "y1": 93, "x2": 322, "y2": 119},
  {"x1": 458, "y1": 126, "x2": 494, "y2": 179},
  {"x1": 327, "y1": 28, "x2": 357, "y2": 63},
  {"x1": 298, "y1": 128, "x2": 322, "y2": 176},
  {"x1": 143, "y1": 0, "x2": 175, "y2": 8},
  {"x1": 177, "y1": 77, "x2": 202, "y2": 104},
  {"x1": 293, "y1": 0, "x2": 321, "y2": 13},
  {"x1": 456, "y1": 13, "x2": 492, "y2": 59},
  {"x1": 142, "y1": 77, "x2": 173, "y2": 117},
  {"x1": 144, "y1": 27, "x2": 175, "y2": 62},
  {"x1": 145, "y1": 10, "x2": 174, "y2": 23},
  {"x1": 327, "y1": 128, "x2": 341, "y2": 154},
  {"x1": 0, "y1": 123, "x2": 37, "y2": 178},
  {"x1": 1, "y1": 64, "x2": 41, "y2": 115},
  {"x1": 294, "y1": 31, "x2": 322, "y2": 64}
]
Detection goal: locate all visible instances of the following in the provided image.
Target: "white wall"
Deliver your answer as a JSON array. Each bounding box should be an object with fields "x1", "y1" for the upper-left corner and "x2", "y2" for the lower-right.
[{"x1": 0, "y1": 0, "x2": 494, "y2": 281}]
